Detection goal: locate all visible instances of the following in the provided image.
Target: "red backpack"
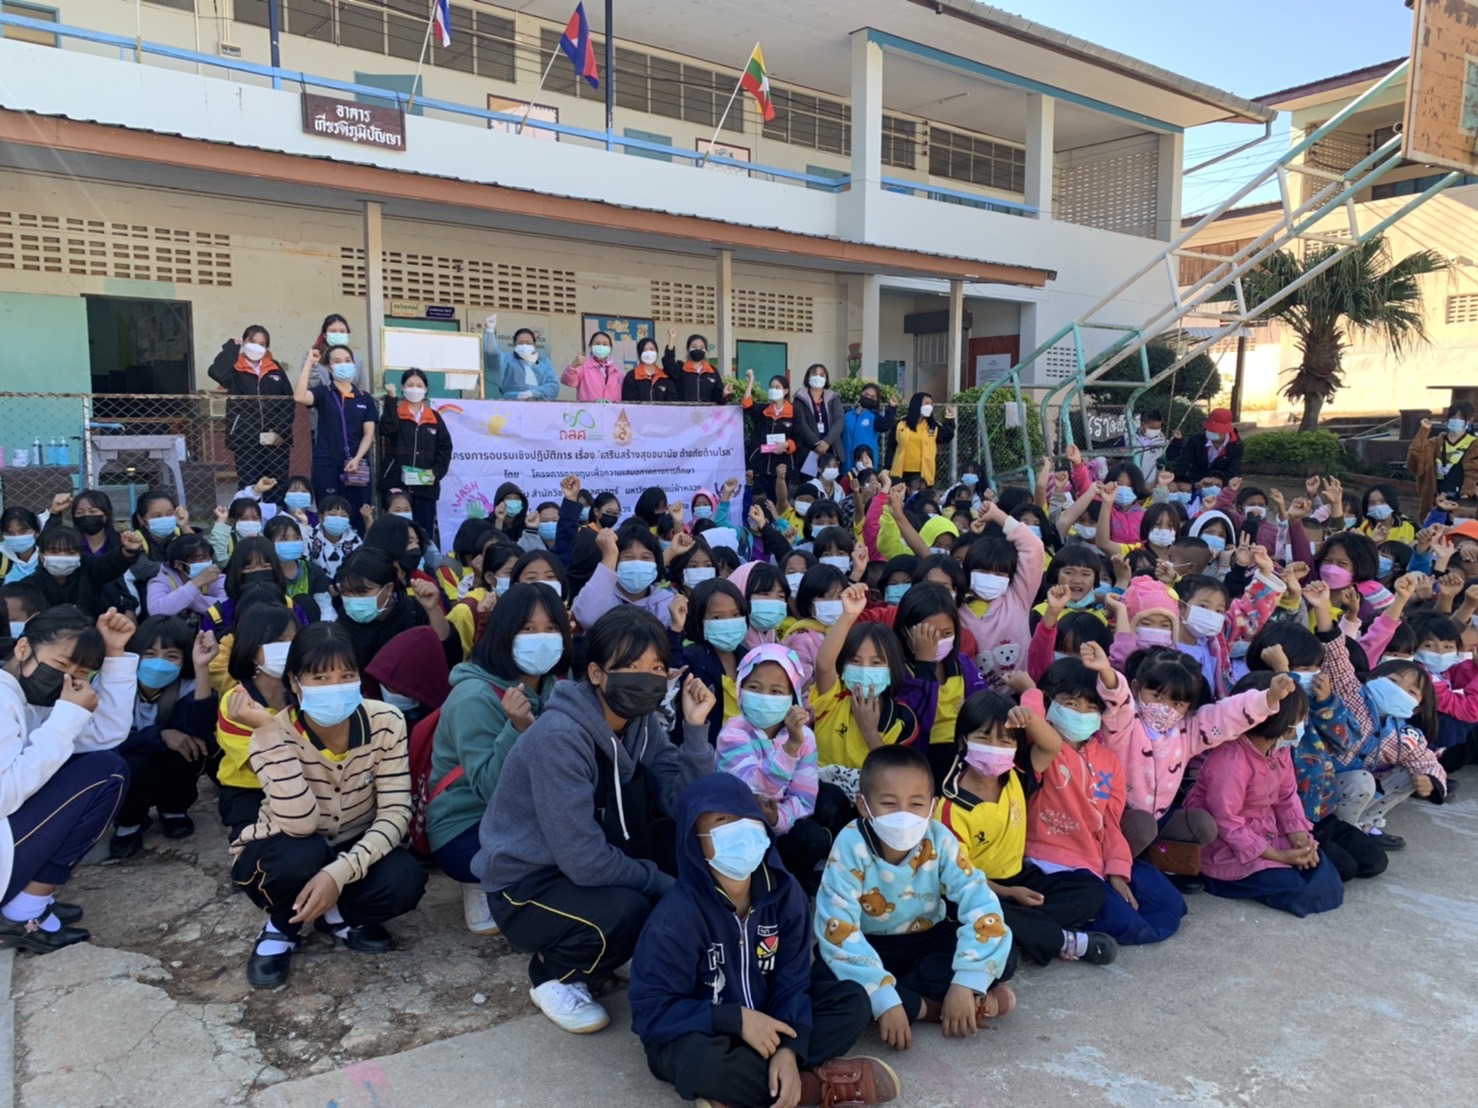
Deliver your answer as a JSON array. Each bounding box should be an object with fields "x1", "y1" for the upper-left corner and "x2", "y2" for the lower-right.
[{"x1": 406, "y1": 683, "x2": 505, "y2": 856}]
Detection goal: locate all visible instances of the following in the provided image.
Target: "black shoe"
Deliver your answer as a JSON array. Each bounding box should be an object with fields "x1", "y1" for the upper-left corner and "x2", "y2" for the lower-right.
[
  {"x1": 247, "y1": 929, "x2": 296, "y2": 989},
  {"x1": 0, "y1": 914, "x2": 90, "y2": 954},
  {"x1": 314, "y1": 918, "x2": 395, "y2": 953},
  {"x1": 1082, "y1": 931, "x2": 1118, "y2": 965},
  {"x1": 159, "y1": 813, "x2": 195, "y2": 840},
  {"x1": 1442, "y1": 777, "x2": 1461, "y2": 800},
  {"x1": 49, "y1": 901, "x2": 83, "y2": 925},
  {"x1": 1370, "y1": 831, "x2": 1406, "y2": 851},
  {"x1": 1169, "y1": 874, "x2": 1205, "y2": 894},
  {"x1": 108, "y1": 819, "x2": 150, "y2": 860}
]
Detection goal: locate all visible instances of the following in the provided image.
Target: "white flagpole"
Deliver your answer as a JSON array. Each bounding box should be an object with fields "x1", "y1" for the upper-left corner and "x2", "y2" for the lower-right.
[
  {"x1": 406, "y1": 1, "x2": 438, "y2": 113},
  {"x1": 517, "y1": 48, "x2": 563, "y2": 135},
  {"x1": 701, "y1": 53, "x2": 751, "y2": 167}
]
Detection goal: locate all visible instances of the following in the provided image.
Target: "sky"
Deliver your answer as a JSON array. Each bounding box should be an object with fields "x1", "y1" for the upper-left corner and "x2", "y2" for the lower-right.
[{"x1": 987, "y1": 0, "x2": 1418, "y2": 214}]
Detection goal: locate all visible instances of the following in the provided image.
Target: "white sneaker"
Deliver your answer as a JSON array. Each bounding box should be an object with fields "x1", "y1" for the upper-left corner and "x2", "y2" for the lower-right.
[
  {"x1": 529, "y1": 980, "x2": 610, "y2": 1034},
  {"x1": 462, "y1": 884, "x2": 500, "y2": 935}
]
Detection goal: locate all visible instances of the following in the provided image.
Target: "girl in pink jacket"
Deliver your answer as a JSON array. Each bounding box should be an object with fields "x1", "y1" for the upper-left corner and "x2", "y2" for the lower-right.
[
  {"x1": 958, "y1": 501, "x2": 1045, "y2": 688},
  {"x1": 560, "y1": 331, "x2": 623, "y2": 402},
  {"x1": 1097, "y1": 647, "x2": 1287, "y2": 857},
  {"x1": 1185, "y1": 671, "x2": 1343, "y2": 917}
]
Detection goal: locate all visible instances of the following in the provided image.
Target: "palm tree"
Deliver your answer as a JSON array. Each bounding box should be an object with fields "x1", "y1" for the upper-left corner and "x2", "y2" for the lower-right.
[{"x1": 1232, "y1": 235, "x2": 1446, "y2": 431}]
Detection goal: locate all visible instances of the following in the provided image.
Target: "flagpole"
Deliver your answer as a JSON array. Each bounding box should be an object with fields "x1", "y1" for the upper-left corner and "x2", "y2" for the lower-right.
[
  {"x1": 406, "y1": 0, "x2": 438, "y2": 114},
  {"x1": 517, "y1": 47, "x2": 562, "y2": 135},
  {"x1": 700, "y1": 60, "x2": 750, "y2": 167}
]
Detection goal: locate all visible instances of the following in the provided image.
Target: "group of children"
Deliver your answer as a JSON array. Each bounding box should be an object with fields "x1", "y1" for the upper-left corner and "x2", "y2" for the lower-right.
[{"x1": 1, "y1": 398, "x2": 1476, "y2": 1108}]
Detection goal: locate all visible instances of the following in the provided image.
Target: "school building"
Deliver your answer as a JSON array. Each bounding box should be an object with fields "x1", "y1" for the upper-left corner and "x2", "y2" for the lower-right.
[{"x1": 0, "y1": 0, "x2": 1273, "y2": 503}]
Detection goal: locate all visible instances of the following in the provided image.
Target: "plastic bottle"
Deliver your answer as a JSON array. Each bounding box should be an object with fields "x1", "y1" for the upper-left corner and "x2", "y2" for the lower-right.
[{"x1": 31, "y1": 438, "x2": 41, "y2": 467}]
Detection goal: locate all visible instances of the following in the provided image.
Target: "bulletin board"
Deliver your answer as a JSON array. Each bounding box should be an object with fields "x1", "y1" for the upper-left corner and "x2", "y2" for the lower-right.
[
  {"x1": 381, "y1": 326, "x2": 483, "y2": 392},
  {"x1": 582, "y1": 314, "x2": 655, "y2": 371}
]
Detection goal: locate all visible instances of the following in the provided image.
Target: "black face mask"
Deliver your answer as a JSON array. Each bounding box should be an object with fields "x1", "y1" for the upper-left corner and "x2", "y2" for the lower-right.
[
  {"x1": 599, "y1": 671, "x2": 668, "y2": 720},
  {"x1": 240, "y1": 570, "x2": 275, "y2": 586},
  {"x1": 19, "y1": 657, "x2": 67, "y2": 707},
  {"x1": 861, "y1": 395, "x2": 878, "y2": 411},
  {"x1": 75, "y1": 515, "x2": 107, "y2": 536},
  {"x1": 688, "y1": 348, "x2": 706, "y2": 362},
  {"x1": 398, "y1": 548, "x2": 423, "y2": 574},
  {"x1": 598, "y1": 513, "x2": 620, "y2": 530}
]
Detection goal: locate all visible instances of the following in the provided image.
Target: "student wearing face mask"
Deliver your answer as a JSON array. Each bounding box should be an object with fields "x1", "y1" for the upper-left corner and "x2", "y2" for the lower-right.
[
  {"x1": 295, "y1": 342, "x2": 378, "y2": 521},
  {"x1": 473, "y1": 606, "x2": 716, "y2": 1034},
  {"x1": 661, "y1": 329, "x2": 732, "y2": 405},
  {"x1": 211, "y1": 324, "x2": 295, "y2": 501},
  {"x1": 483, "y1": 315, "x2": 557, "y2": 400},
  {"x1": 304, "y1": 315, "x2": 371, "y2": 437},
  {"x1": 1407, "y1": 402, "x2": 1478, "y2": 518},
  {"x1": 0, "y1": 606, "x2": 136, "y2": 952},
  {"x1": 428, "y1": 584, "x2": 572, "y2": 929},
  {"x1": 670, "y1": 578, "x2": 750, "y2": 747},
  {"x1": 228, "y1": 622, "x2": 428, "y2": 988},
  {"x1": 265, "y1": 515, "x2": 335, "y2": 623},
  {"x1": 891, "y1": 393, "x2": 955, "y2": 487},
  {"x1": 1171, "y1": 408, "x2": 1241, "y2": 488},
  {"x1": 109, "y1": 617, "x2": 218, "y2": 858},
  {"x1": 213, "y1": 602, "x2": 297, "y2": 834},
  {"x1": 335, "y1": 548, "x2": 462, "y2": 675},
  {"x1": 0, "y1": 508, "x2": 42, "y2": 585},
  {"x1": 780, "y1": 564, "x2": 850, "y2": 695},
  {"x1": 573, "y1": 519, "x2": 676, "y2": 630},
  {"x1": 146, "y1": 533, "x2": 226, "y2": 620},
  {"x1": 33, "y1": 526, "x2": 144, "y2": 620},
  {"x1": 381, "y1": 369, "x2": 453, "y2": 541},
  {"x1": 562, "y1": 331, "x2": 624, "y2": 402},
  {"x1": 622, "y1": 337, "x2": 675, "y2": 402},
  {"x1": 843, "y1": 383, "x2": 897, "y2": 478},
  {"x1": 894, "y1": 583, "x2": 985, "y2": 786},
  {"x1": 792, "y1": 364, "x2": 845, "y2": 482},
  {"x1": 306, "y1": 495, "x2": 362, "y2": 582},
  {"x1": 742, "y1": 374, "x2": 799, "y2": 500}
]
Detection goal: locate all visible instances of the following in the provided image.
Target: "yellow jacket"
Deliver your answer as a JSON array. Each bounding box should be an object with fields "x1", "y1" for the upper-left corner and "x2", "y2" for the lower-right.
[{"x1": 893, "y1": 417, "x2": 954, "y2": 485}]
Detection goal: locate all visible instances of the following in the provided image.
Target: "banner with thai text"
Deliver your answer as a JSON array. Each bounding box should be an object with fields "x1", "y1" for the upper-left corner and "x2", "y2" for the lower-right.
[{"x1": 435, "y1": 400, "x2": 747, "y2": 539}]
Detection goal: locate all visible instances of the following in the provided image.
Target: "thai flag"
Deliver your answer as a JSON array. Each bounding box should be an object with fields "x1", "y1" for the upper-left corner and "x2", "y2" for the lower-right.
[
  {"x1": 559, "y1": 2, "x2": 600, "y2": 89},
  {"x1": 432, "y1": 0, "x2": 452, "y2": 48}
]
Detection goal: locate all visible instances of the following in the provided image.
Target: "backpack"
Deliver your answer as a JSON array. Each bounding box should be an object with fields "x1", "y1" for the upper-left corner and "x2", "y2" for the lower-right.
[{"x1": 406, "y1": 682, "x2": 505, "y2": 856}]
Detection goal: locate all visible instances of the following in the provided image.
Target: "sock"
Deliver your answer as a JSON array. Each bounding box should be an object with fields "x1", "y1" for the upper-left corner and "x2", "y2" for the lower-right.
[
  {"x1": 1059, "y1": 930, "x2": 1089, "y2": 960},
  {"x1": 4, "y1": 891, "x2": 59, "y2": 931},
  {"x1": 255, "y1": 919, "x2": 296, "y2": 957},
  {"x1": 158, "y1": 812, "x2": 187, "y2": 820},
  {"x1": 323, "y1": 905, "x2": 345, "y2": 927},
  {"x1": 113, "y1": 823, "x2": 142, "y2": 837}
]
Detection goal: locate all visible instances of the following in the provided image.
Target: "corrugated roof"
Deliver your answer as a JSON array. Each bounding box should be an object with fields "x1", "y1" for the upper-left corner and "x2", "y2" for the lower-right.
[{"x1": 1257, "y1": 58, "x2": 1407, "y2": 107}]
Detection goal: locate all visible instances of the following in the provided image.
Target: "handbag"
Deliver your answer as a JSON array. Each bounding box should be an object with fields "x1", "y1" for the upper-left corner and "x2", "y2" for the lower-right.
[{"x1": 337, "y1": 391, "x2": 372, "y2": 486}]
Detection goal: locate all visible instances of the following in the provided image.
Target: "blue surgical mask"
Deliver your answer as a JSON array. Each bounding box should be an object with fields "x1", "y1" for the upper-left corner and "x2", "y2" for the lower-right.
[
  {"x1": 591, "y1": 344, "x2": 612, "y2": 359},
  {"x1": 884, "y1": 582, "x2": 909, "y2": 606},
  {"x1": 1114, "y1": 486, "x2": 1137, "y2": 506},
  {"x1": 274, "y1": 540, "x2": 304, "y2": 563},
  {"x1": 2, "y1": 534, "x2": 35, "y2": 556},
  {"x1": 1367, "y1": 503, "x2": 1393, "y2": 521},
  {"x1": 342, "y1": 594, "x2": 385, "y2": 623},
  {"x1": 1365, "y1": 676, "x2": 1418, "y2": 720},
  {"x1": 285, "y1": 491, "x2": 312, "y2": 512},
  {"x1": 1293, "y1": 670, "x2": 1318, "y2": 692},
  {"x1": 961, "y1": 474, "x2": 979, "y2": 488},
  {"x1": 137, "y1": 657, "x2": 182, "y2": 688},
  {"x1": 495, "y1": 576, "x2": 513, "y2": 596},
  {"x1": 1415, "y1": 649, "x2": 1461, "y2": 675},
  {"x1": 8, "y1": 620, "x2": 26, "y2": 640},
  {"x1": 1046, "y1": 700, "x2": 1102, "y2": 742},
  {"x1": 297, "y1": 681, "x2": 364, "y2": 727},
  {"x1": 325, "y1": 332, "x2": 350, "y2": 347},
  {"x1": 537, "y1": 521, "x2": 559, "y2": 544},
  {"x1": 186, "y1": 560, "x2": 214, "y2": 579},
  {"x1": 1448, "y1": 417, "x2": 1468, "y2": 435},
  {"x1": 512, "y1": 631, "x2": 565, "y2": 676},
  {"x1": 684, "y1": 566, "x2": 717, "y2": 589},
  {"x1": 704, "y1": 617, "x2": 749, "y2": 652},
  {"x1": 617, "y1": 560, "x2": 660, "y2": 594},
  {"x1": 331, "y1": 362, "x2": 357, "y2": 382},
  {"x1": 505, "y1": 499, "x2": 524, "y2": 517},
  {"x1": 785, "y1": 572, "x2": 804, "y2": 593},
  {"x1": 749, "y1": 598, "x2": 787, "y2": 631},
  {"x1": 235, "y1": 520, "x2": 263, "y2": 539},
  {"x1": 1202, "y1": 533, "x2": 1227, "y2": 555},
  {"x1": 1067, "y1": 592, "x2": 1097, "y2": 610},
  {"x1": 693, "y1": 505, "x2": 714, "y2": 521},
  {"x1": 322, "y1": 515, "x2": 351, "y2": 538},
  {"x1": 147, "y1": 516, "x2": 177, "y2": 538},
  {"x1": 1168, "y1": 492, "x2": 1192, "y2": 505},
  {"x1": 1027, "y1": 525, "x2": 1043, "y2": 540},
  {"x1": 579, "y1": 507, "x2": 591, "y2": 523},
  {"x1": 702, "y1": 817, "x2": 770, "y2": 881},
  {"x1": 1377, "y1": 555, "x2": 1395, "y2": 578},
  {"x1": 740, "y1": 690, "x2": 794, "y2": 730},
  {"x1": 842, "y1": 664, "x2": 891, "y2": 698}
]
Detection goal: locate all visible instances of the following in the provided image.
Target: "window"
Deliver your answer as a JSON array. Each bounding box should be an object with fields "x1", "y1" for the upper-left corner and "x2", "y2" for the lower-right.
[
  {"x1": 928, "y1": 126, "x2": 1025, "y2": 192},
  {"x1": 384, "y1": 0, "x2": 424, "y2": 62},
  {"x1": 765, "y1": 89, "x2": 850, "y2": 156},
  {"x1": 1371, "y1": 172, "x2": 1478, "y2": 200},
  {"x1": 882, "y1": 115, "x2": 916, "y2": 170},
  {"x1": 289, "y1": 0, "x2": 334, "y2": 41},
  {"x1": 472, "y1": 11, "x2": 515, "y2": 82},
  {"x1": 2, "y1": 0, "x2": 58, "y2": 45},
  {"x1": 607, "y1": 45, "x2": 739, "y2": 132},
  {"x1": 146, "y1": 0, "x2": 195, "y2": 11}
]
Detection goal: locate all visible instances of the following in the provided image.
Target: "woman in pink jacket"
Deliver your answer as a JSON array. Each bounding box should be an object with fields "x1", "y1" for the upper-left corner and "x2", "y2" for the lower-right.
[
  {"x1": 957, "y1": 500, "x2": 1045, "y2": 687},
  {"x1": 1186, "y1": 671, "x2": 1343, "y2": 917},
  {"x1": 560, "y1": 331, "x2": 623, "y2": 402}
]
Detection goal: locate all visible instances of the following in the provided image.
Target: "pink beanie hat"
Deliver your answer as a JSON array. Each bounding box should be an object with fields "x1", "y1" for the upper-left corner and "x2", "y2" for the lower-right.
[{"x1": 737, "y1": 643, "x2": 805, "y2": 699}]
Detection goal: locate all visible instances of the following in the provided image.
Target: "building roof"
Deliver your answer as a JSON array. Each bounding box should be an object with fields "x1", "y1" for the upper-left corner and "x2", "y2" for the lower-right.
[
  {"x1": 1180, "y1": 200, "x2": 1283, "y2": 228},
  {"x1": 1257, "y1": 58, "x2": 1407, "y2": 110}
]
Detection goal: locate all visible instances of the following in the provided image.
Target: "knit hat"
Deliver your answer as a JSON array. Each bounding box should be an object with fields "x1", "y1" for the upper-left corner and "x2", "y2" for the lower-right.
[
  {"x1": 1120, "y1": 576, "x2": 1181, "y2": 637},
  {"x1": 737, "y1": 643, "x2": 805, "y2": 701},
  {"x1": 1188, "y1": 510, "x2": 1235, "y2": 540},
  {"x1": 920, "y1": 515, "x2": 961, "y2": 547}
]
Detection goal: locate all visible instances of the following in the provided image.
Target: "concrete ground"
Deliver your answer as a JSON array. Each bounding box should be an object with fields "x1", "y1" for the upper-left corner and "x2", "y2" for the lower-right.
[{"x1": 10, "y1": 777, "x2": 1478, "y2": 1108}]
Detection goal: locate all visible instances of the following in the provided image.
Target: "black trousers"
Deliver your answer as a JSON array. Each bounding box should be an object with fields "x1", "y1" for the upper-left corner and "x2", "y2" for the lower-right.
[
  {"x1": 3, "y1": 752, "x2": 127, "y2": 901},
  {"x1": 217, "y1": 785, "x2": 264, "y2": 841},
  {"x1": 118, "y1": 747, "x2": 204, "y2": 827},
  {"x1": 230, "y1": 833, "x2": 427, "y2": 937},
  {"x1": 923, "y1": 745, "x2": 958, "y2": 795},
  {"x1": 645, "y1": 976, "x2": 872, "y2": 1108},
  {"x1": 490, "y1": 866, "x2": 651, "y2": 987},
  {"x1": 813, "y1": 920, "x2": 1018, "y2": 1022},
  {"x1": 809, "y1": 782, "x2": 856, "y2": 842},
  {"x1": 997, "y1": 864, "x2": 1107, "y2": 966},
  {"x1": 232, "y1": 444, "x2": 290, "y2": 501},
  {"x1": 776, "y1": 816, "x2": 833, "y2": 895},
  {"x1": 1312, "y1": 813, "x2": 1388, "y2": 881}
]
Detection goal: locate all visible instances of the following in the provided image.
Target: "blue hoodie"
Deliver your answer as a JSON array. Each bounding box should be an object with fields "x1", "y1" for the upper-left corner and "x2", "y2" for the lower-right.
[{"x1": 628, "y1": 774, "x2": 814, "y2": 1059}]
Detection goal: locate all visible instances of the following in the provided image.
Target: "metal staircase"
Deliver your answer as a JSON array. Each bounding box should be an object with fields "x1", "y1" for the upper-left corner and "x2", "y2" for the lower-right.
[{"x1": 976, "y1": 59, "x2": 1460, "y2": 490}]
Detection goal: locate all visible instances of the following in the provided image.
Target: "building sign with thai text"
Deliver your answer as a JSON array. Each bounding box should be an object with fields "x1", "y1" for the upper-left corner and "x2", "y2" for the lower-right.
[{"x1": 302, "y1": 94, "x2": 406, "y2": 151}]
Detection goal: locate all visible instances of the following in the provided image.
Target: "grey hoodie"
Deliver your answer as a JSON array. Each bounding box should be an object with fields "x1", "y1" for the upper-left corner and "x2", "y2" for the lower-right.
[{"x1": 472, "y1": 680, "x2": 713, "y2": 899}]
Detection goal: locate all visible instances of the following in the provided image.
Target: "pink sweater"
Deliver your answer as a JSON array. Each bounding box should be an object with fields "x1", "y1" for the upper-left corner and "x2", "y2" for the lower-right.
[
  {"x1": 1185, "y1": 737, "x2": 1311, "y2": 882},
  {"x1": 1097, "y1": 674, "x2": 1274, "y2": 818},
  {"x1": 560, "y1": 356, "x2": 623, "y2": 402},
  {"x1": 714, "y1": 716, "x2": 818, "y2": 835},
  {"x1": 958, "y1": 517, "x2": 1044, "y2": 683}
]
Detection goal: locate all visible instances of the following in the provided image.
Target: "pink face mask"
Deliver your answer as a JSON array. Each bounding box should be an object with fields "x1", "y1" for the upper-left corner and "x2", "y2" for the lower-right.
[
  {"x1": 934, "y1": 635, "x2": 956, "y2": 662},
  {"x1": 1135, "y1": 627, "x2": 1175, "y2": 648},
  {"x1": 964, "y1": 743, "x2": 1018, "y2": 777},
  {"x1": 1319, "y1": 564, "x2": 1354, "y2": 589}
]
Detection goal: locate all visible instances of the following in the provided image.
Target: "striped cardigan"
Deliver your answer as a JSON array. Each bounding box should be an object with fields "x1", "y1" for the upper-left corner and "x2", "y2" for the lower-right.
[{"x1": 230, "y1": 701, "x2": 412, "y2": 890}]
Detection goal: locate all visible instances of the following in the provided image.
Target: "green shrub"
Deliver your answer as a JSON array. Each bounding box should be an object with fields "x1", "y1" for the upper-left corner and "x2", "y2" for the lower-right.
[
  {"x1": 832, "y1": 377, "x2": 902, "y2": 408},
  {"x1": 1241, "y1": 429, "x2": 1343, "y2": 468},
  {"x1": 952, "y1": 385, "x2": 1047, "y2": 485},
  {"x1": 1085, "y1": 342, "x2": 1221, "y2": 414},
  {"x1": 1169, "y1": 399, "x2": 1207, "y2": 437}
]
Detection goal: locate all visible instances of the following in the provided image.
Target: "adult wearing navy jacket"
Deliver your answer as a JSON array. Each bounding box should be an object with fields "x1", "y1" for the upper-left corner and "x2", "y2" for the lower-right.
[{"x1": 630, "y1": 774, "x2": 895, "y2": 1108}]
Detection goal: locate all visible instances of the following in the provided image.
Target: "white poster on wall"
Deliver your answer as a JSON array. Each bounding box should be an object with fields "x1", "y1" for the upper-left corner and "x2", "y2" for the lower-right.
[{"x1": 488, "y1": 96, "x2": 559, "y2": 142}]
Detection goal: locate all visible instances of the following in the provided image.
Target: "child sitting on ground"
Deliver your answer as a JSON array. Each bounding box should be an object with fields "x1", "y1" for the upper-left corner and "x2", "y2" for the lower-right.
[
  {"x1": 630, "y1": 774, "x2": 898, "y2": 1108},
  {"x1": 813, "y1": 745, "x2": 1017, "y2": 1053}
]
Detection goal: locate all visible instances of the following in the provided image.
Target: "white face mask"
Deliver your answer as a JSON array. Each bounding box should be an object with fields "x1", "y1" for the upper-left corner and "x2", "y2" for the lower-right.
[
  {"x1": 970, "y1": 571, "x2": 1010, "y2": 601},
  {"x1": 821, "y1": 467, "x2": 840, "y2": 483},
  {"x1": 639, "y1": 350, "x2": 659, "y2": 365},
  {"x1": 920, "y1": 403, "x2": 934, "y2": 419},
  {"x1": 768, "y1": 387, "x2": 785, "y2": 402},
  {"x1": 863, "y1": 797, "x2": 931, "y2": 853},
  {"x1": 242, "y1": 342, "x2": 267, "y2": 361},
  {"x1": 514, "y1": 343, "x2": 537, "y2": 361},
  {"x1": 808, "y1": 375, "x2": 827, "y2": 390},
  {"x1": 259, "y1": 640, "x2": 291, "y2": 679},
  {"x1": 402, "y1": 386, "x2": 427, "y2": 403}
]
